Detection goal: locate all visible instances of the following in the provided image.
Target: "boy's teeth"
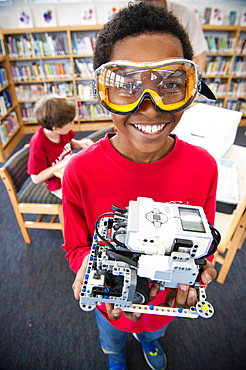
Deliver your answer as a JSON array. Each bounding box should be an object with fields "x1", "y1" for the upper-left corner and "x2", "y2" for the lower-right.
[{"x1": 134, "y1": 124, "x2": 166, "y2": 133}]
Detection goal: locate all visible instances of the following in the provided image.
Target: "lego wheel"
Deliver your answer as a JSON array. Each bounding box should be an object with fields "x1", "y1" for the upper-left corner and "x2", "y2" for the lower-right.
[
  {"x1": 133, "y1": 277, "x2": 150, "y2": 305},
  {"x1": 196, "y1": 300, "x2": 214, "y2": 318}
]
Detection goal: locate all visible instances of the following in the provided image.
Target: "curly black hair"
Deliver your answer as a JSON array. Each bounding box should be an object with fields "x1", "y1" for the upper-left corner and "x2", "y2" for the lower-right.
[{"x1": 93, "y1": 2, "x2": 194, "y2": 70}]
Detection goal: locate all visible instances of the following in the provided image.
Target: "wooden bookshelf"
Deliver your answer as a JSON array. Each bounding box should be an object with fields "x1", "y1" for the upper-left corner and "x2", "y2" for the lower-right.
[
  {"x1": 0, "y1": 30, "x2": 24, "y2": 162},
  {"x1": 0, "y1": 24, "x2": 245, "y2": 159},
  {"x1": 1, "y1": 25, "x2": 113, "y2": 139},
  {"x1": 201, "y1": 25, "x2": 246, "y2": 126}
]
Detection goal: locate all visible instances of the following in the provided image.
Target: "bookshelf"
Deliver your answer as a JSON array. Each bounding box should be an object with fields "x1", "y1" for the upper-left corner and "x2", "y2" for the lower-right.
[
  {"x1": 201, "y1": 25, "x2": 246, "y2": 125},
  {"x1": 1, "y1": 25, "x2": 113, "y2": 138},
  {"x1": 0, "y1": 24, "x2": 245, "y2": 156},
  {"x1": 0, "y1": 31, "x2": 23, "y2": 162}
]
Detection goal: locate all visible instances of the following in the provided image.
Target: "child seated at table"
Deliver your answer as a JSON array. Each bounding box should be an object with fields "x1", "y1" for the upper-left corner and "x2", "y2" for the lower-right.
[{"x1": 27, "y1": 96, "x2": 93, "y2": 199}]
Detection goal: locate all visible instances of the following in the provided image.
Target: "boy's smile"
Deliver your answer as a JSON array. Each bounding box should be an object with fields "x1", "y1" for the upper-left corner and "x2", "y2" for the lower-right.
[
  {"x1": 109, "y1": 33, "x2": 185, "y2": 163},
  {"x1": 132, "y1": 123, "x2": 166, "y2": 134}
]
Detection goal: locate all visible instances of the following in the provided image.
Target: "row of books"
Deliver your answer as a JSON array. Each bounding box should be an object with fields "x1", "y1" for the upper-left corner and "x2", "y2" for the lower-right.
[
  {"x1": 207, "y1": 80, "x2": 246, "y2": 98},
  {"x1": 206, "y1": 81, "x2": 228, "y2": 97},
  {"x1": 232, "y1": 57, "x2": 246, "y2": 76},
  {"x1": 6, "y1": 34, "x2": 67, "y2": 59},
  {"x1": 205, "y1": 36, "x2": 236, "y2": 54},
  {"x1": 15, "y1": 82, "x2": 74, "y2": 100},
  {"x1": 20, "y1": 107, "x2": 36, "y2": 122},
  {"x1": 0, "y1": 91, "x2": 12, "y2": 117},
  {"x1": 10, "y1": 62, "x2": 72, "y2": 82},
  {"x1": 226, "y1": 100, "x2": 246, "y2": 114},
  {"x1": 0, "y1": 67, "x2": 8, "y2": 88},
  {"x1": 0, "y1": 111, "x2": 19, "y2": 145},
  {"x1": 228, "y1": 80, "x2": 246, "y2": 97},
  {"x1": 204, "y1": 57, "x2": 231, "y2": 76},
  {"x1": 236, "y1": 38, "x2": 246, "y2": 54},
  {"x1": 77, "y1": 83, "x2": 94, "y2": 99},
  {"x1": 74, "y1": 59, "x2": 94, "y2": 78},
  {"x1": 78, "y1": 102, "x2": 111, "y2": 120},
  {"x1": 72, "y1": 35, "x2": 96, "y2": 55},
  {"x1": 202, "y1": 101, "x2": 224, "y2": 108}
]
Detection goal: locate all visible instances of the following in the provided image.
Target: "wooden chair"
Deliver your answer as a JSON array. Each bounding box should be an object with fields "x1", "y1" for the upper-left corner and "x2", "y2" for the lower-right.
[
  {"x1": 0, "y1": 145, "x2": 64, "y2": 244},
  {"x1": 85, "y1": 125, "x2": 115, "y2": 141},
  {"x1": 0, "y1": 126, "x2": 115, "y2": 244},
  {"x1": 213, "y1": 194, "x2": 246, "y2": 284}
]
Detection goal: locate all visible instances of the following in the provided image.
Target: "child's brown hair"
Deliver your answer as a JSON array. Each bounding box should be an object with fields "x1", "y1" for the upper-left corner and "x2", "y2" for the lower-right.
[{"x1": 34, "y1": 96, "x2": 76, "y2": 130}]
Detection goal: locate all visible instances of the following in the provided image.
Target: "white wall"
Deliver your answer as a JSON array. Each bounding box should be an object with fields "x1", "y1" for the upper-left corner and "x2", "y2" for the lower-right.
[{"x1": 0, "y1": 0, "x2": 245, "y2": 29}]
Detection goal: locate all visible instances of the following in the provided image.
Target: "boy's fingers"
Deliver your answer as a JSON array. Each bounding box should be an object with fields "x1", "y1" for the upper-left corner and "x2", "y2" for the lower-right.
[
  {"x1": 105, "y1": 303, "x2": 122, "y2": 320},
  {"x1": 123, "y1": 311, "x2": 142, "y2": 322},
  {"x1": 105, "y1": 303, "x2": 141, "y2": 322},
  {"x1": 164, "y1": 288, "x2": 177, "y2": 307},
  {"x1": 186, "y1": 288, "x2": 197, "y2": 308},
  {"x1": 201, "y1": 260, "x2": 217, "y2": 285},
  {"x1": 72, "y1": 254, "x2": 90, "y2": 300},
  {"x1": 149, "y1": 282, "x2": 160, "y2": 301},
  {"x1": 174, "y1": 284, "x2": 189, "y2": 307}
]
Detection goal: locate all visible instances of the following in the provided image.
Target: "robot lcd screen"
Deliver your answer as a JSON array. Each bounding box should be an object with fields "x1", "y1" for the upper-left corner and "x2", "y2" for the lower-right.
[{"x1": 179, "y1": 207, "x2": 205, "y2": 233}]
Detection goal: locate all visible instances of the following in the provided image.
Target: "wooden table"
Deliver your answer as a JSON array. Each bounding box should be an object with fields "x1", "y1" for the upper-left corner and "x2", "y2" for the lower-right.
[{"x1": 214, "y1": 145, "x2": 246, "y2": 284}]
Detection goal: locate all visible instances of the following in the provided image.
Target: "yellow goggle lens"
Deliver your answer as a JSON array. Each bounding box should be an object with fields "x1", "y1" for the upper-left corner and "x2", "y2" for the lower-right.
[{"x1": 95, "y1": 59, "x2": 199, "y2": 114}]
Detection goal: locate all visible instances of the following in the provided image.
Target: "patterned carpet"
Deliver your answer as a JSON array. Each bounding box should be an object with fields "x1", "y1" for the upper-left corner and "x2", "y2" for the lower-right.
[{"x1": 0, "y1": 127, "x2": 245, "y2": 370}]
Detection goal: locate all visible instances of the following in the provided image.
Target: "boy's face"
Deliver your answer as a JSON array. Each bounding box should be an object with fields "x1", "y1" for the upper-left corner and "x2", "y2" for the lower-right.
[{"x1": 109, "y1": 33, "x2": 185, "y2": 163}]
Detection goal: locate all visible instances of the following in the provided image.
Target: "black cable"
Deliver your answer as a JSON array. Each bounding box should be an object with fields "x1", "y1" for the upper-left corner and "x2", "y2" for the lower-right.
[
  {"x1": 195, "y1": 223, "x2": 221, "y2": 264},
  {"x1": 112, "y1": 229, "x2": 127, "y2": 247},
  {"x1": 95, "y1": 212, "x2": 118, "y2": 250}
]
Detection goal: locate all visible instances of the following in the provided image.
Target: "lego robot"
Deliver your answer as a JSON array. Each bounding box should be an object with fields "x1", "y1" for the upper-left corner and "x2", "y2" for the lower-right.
[{"x1": 80, "y1": 197, "x2": 220, "y2": 319}]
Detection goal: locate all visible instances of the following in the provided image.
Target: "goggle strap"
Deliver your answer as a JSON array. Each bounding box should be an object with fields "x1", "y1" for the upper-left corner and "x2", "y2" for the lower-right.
[
  {"x1": 92, "y1": 78, "x2": 97, "y2": 98},
  {"x1": 198, "y1": 74, "x2": 217, "y2": 101}
]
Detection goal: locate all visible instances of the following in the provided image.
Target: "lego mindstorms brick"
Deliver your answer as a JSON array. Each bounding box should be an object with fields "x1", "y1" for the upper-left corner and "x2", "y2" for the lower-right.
[{"x1": 80, "y1": 197, "x2": 220, "y2": 319}]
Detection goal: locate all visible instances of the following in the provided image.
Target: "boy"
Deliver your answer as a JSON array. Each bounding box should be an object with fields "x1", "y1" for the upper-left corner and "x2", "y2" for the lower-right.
[
  {"x1": 62, "y1": 3, "x2": 217, "y2": 370},
  {"x1": 27, "y1": 96, "x2": 93, "y2": 199}
]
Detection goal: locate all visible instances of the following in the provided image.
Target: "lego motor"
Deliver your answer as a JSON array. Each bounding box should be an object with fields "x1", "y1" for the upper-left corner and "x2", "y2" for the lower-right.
[{"x1": 80, "y1": 197, "x2": 220, "y2": 319}]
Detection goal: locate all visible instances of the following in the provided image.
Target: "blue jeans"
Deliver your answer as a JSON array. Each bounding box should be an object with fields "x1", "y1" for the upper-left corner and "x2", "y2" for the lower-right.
[{"x1": 95, "y1": 309, "x2": 168, "y2": 364}]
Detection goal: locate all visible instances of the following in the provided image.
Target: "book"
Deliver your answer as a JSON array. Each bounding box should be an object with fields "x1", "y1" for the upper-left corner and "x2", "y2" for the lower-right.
[
  {"x1": 210, "y1": 6, "x2": 223, "y2": 26},
  {"x1": 0, "y1": 38, "x2": 5, "y2": 56},
  {"x1": 202, "y1": 7, "x2": 211, "y2": 25},
  {"x1": 0, "y1": 67, "x2": 8, "y2": 87},
  {"x1": 240, "y1": 8, "x2": 246, "y2": 26},
  {"x1": 228, "y1": 10, "x2": 237, "y2": 26}
]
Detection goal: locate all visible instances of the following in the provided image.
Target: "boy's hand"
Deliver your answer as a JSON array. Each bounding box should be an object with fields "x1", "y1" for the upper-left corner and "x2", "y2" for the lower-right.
[
  {"x1": 72, "y1": 254, "x2": 90, "y2": 300},
  {"x1": 73, "y1": 258, "x2": 216, "y2": 321},
  {"x1": 152, "y1": 260, "x2": 217, "y2": 310},
  {"x1": 106, "y1": 260, "x2": 217, "y2": 322}
]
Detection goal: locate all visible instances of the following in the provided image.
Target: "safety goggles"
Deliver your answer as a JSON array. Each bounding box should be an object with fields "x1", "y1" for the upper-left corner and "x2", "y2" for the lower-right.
[{"x1": 93, "y1": 59, "x2": 216, "y2": 115}]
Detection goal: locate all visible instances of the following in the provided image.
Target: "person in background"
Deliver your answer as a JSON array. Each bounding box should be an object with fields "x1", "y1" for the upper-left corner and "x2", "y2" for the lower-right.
[
  {"x1": 62, "y1": 3, "x2": 217, "y2": 370},
  {"x1": 139, "y1": 0, "x2": 207, "y2": 72},
  {"x1": 28, "y1": 96, "x2": 93, "y2": 199}
]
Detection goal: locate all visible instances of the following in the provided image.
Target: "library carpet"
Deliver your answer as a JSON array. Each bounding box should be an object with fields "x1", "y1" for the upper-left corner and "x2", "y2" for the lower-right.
[{"x1": 0, "y1": 127, "x2": 245, "y2": 370}]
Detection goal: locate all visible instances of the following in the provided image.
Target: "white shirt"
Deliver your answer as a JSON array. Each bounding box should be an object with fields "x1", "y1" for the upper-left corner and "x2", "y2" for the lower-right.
[{"x1": 167, "y1": 1, "x2": 207, "y2": 56}]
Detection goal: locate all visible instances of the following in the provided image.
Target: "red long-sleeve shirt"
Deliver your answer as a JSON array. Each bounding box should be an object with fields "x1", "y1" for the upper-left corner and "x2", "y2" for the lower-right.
[
  {"x1": 62, "y1": 133, "x2": 217, "y2": 333},
  {"x1": 28, "y1": 126, "x2": 75, "y2": 191}
]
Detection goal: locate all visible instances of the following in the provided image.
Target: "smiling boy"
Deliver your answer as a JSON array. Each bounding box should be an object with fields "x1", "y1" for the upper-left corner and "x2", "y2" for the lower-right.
[{"x1": 62, "y1": 3, "x2": 218, "y2": 370}]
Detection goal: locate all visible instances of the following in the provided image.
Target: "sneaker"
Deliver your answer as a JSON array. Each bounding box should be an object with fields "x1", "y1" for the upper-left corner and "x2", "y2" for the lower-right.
[
  {"x1": 107, "y1": 358, "x2": 127, "y2": 370},
  {"x1": 132, "y1": 333, "x2": 167, "y2": 370}
]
